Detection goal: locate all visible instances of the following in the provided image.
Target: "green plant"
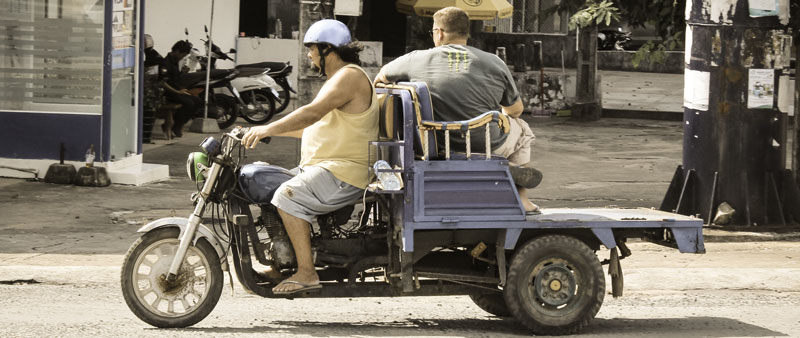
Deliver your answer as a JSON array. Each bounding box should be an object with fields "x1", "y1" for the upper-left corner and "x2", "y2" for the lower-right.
[
  {"x1": 568, "y1": 0, "x2": 621, "y2": 30},
  {"x1": 631, "y1": 31, "x2": 684, "y2": 68}
]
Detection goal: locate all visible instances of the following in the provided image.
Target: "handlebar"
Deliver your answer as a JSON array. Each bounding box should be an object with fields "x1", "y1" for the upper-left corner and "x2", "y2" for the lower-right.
[{"x1": 228, "y1": 126, "x2": 271, "y2": 144}]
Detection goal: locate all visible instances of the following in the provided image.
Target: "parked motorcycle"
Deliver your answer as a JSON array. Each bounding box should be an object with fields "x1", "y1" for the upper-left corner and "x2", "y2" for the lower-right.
[
  {"x1": 178, "y1": 59, "x2": 240, "y2": 129},
  {"x1": 196, "y1": 45, "x2": 278, "y2": 124},
  {"x1": 236, "y1": 61, "x2": 295, "y2": 115},
  {"x1": 196, "y1": 26, "x2": 280, "y2": 124},
  {"x1": 597, "y1": 28, "x2": 631, "y2": 51}
]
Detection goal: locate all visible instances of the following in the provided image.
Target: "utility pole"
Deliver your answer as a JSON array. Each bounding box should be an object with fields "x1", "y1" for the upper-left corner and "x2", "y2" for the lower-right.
[
  {"x1": 662, "y1": 0, "x2": 799, "y2": 226},
  {"x1": 572, "y1": 25, "x2": 600, "y2": 121}
]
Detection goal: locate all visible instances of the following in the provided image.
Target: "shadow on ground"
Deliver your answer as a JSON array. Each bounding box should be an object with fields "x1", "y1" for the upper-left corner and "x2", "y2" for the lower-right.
[{"x1": 168, "y1": 316, "x2": 786, "y2": 337}]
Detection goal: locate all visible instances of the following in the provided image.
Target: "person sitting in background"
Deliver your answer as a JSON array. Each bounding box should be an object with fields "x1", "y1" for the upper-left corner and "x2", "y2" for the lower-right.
[{"x1": 159, "y1": 40, "x2": 204, "y2": 137}]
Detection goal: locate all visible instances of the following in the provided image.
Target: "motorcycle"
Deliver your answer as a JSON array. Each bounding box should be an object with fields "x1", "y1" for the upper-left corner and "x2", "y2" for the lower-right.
[
  {"x1": 120, "y1": 126, "x2": 386, "y2": 327},
  {"x1": 196, "y1": 26, "x2": 280, "y2": 125},
  {"x1": 597, "y1": 28, "x2": 631, "y2": 51},
  {"x1": 235, "y1": 61, "x2": 295, "y2": 115},
  {"x1": 178, "y1": 56, "x2": 240, "y2": 129}
]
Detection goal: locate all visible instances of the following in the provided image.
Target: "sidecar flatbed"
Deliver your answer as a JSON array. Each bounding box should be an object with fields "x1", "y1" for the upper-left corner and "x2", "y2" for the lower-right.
[{"x1": 374, "y1": 82, "x2": 704, "y2": 258}]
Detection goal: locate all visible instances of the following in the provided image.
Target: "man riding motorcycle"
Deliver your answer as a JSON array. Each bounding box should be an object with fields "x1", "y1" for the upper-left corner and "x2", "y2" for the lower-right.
[{"x1": 241, "y1": 19, "x2": 379, "y2": 295}]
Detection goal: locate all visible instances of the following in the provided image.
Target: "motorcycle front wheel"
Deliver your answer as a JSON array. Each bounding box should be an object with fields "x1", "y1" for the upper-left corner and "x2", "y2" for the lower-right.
[
  {"x1": 121, "y1": 227, "x2": 223, "y2": 328},
  {"x1": 241, "y1": 90, "x2": 276, "y2": 124},
  {"x1": 272, "y1": 79, "x2": 292, "y2": 114}
]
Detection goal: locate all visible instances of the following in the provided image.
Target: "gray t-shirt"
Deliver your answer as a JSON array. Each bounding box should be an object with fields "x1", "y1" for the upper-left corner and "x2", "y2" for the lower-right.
[{"x1": 381, "y1": 44, "x2": 519, "y2": 151}]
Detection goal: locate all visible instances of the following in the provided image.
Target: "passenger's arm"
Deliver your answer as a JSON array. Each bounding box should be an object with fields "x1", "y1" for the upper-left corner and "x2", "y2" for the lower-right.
[
  {"x1": 373, "y1": 53, "x2": 413, "y2": 85},
  {"x1": 242, "y1": 68, "x2": 359, "y2": 148},
  {"x1": 501, "y1": 98, "x2": 524, "y2": 118},
  {"x1": 373, "y1": 68, "x2": 390, "y2": 84}
]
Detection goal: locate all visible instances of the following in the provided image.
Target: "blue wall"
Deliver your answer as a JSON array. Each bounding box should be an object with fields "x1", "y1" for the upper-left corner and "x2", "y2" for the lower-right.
[{"x1": 0, "y1": 113, "x2": 103, "y2": 162}]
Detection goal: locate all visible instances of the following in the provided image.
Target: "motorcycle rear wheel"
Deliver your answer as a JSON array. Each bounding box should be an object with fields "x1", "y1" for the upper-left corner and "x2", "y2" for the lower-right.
[
  {"x1": 121, "y1": 227, "x2": 223, "y2": 328},
  {"x1": 241, "y1": 90, "x2": 277, "y2": 124},
  {"x1": 212, "y1": 94, "x2": 238, "y2": 129}
]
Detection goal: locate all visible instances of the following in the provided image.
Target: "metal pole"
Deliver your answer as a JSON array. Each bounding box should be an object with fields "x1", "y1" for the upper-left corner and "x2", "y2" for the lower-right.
[{"x1": 203, "y1": 0, "x2": 215, "y2": 119}]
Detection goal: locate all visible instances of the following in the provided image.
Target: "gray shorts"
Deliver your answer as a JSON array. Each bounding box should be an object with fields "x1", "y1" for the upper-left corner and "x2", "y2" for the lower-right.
[{"x1": 271, "y1": 166, "x2": 364, "y2": 223}]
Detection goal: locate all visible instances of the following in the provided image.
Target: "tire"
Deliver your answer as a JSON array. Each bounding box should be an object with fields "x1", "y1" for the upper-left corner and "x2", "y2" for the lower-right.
[
  {"x1": 469, "y1": 292, "x2": 511, "y2": 317},
  {"x1": 211, "y1": 93, "x2": 238, "y2": 129},
  {"x1": 273, "y1": 80, "x2": 292, "y2": 114},
  {"x1": 121, "y1": 227, "x2": 223, "y2": 328},
  {"x1": 240, "y1": 90, "x2": 276, "y2": 124},
  {"x1": 504, "y1": 235, "x2": 605, "y2": 335}
]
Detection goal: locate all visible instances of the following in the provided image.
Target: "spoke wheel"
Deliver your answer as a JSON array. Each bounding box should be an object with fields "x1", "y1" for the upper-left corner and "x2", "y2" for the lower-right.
[
  {"x1": 121, "y1": 227, "x2": 223, "y2": 328},
  {"x1": 504, "y1": 235, "x2": 604, "y2": 335},
  {"x1": 241, "y1": 91, "x2": 276, "y2": 124}
]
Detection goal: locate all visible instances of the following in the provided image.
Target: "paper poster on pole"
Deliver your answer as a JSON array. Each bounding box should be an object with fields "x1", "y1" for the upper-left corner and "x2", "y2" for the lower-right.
[
  {"x1": 749, "y1": 0, "x2": 779, "y2": 17},
  {"x1": 747, "y1": 69, "x2": 775, "y2": 109},
  {"x1": 684, "y1": 69, "x2": 710, "y2": 111},
  {"x1": 112, "y1": 11, "x2": 124, "y2": 37},
  {"x1": 778, "y1": 75, "x2": 794, "y2": 114}
]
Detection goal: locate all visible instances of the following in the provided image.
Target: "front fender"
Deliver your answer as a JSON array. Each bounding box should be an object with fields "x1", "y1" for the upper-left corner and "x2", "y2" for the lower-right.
[{"x1": 138, "y1": 217, "x2": 229, "y2": 271}]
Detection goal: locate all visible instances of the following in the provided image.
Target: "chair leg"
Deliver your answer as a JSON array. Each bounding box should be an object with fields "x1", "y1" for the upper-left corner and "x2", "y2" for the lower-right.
[{"x1": 162, "y1": 111, "x2": 174, "y2": 140}]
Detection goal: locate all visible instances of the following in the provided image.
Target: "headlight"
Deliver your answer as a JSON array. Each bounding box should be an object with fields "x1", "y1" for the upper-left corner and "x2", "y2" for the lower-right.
[
  {"x1": 186, "y1": 152, "x2": 209, "y2": 182},
  {"x1": 200, "y1": 137, "x2": 221, "y2": 157}
]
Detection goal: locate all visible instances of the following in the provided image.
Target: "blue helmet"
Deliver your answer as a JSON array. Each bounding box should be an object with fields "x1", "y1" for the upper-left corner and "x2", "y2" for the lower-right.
[{"x1": 303, "y1": 19, "x2": 351, "y2": 47}]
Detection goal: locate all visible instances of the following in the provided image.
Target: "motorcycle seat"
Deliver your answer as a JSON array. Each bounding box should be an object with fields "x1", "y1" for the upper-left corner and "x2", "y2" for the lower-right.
[
  {"x1": 236, "y1": 67, "x2": 269, "y2": 77},
  {"x1": 178, "y1": 69, "x2": 237, "y2": 89},
  {"x1": 237, "y1": 61, "x2": 290, "y2": 77}
]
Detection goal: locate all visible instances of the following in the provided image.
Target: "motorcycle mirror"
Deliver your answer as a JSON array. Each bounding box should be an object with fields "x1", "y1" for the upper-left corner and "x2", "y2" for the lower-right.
[
  {"x1": 229, "y1": 48, "x2": 236, "y2": 54},
  {"x1": 184, "y1": 28, "x2": 189, "y2": 36},
  {"x1": 204, "y1": 25, "x2": 208, "y2": 33}
]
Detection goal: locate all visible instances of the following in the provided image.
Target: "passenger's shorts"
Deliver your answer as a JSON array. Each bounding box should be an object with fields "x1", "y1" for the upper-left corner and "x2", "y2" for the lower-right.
[
  {"x1": 494, "y1": 116, "x2": 535, "y2": 166},
  {"x1": 271, "y1": 166, "x2": 364, "y2": 223}
]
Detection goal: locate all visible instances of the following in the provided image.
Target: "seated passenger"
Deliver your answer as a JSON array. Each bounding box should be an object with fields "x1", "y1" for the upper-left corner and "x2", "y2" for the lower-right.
[
  {"x1": 375, "y1": 6, "x2": 540, "y2": 214},
  {"x1": 242, "y1": 19, "x2": 379, "y2": 294}
]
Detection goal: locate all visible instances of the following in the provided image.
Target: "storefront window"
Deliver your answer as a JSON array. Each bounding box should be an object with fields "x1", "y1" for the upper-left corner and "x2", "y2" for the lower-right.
[{"x1": 0, "y1": 0, "x2": 104, "y2": 114}]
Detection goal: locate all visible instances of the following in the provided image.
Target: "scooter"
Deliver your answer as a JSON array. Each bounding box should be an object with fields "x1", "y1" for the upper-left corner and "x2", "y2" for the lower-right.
[
  {"x1": 235, "y1": 61, "x2": 295, "y2": 114},
  {"x1": 597, "y1": 28, "x2": 632, "y2": 51},
  {"x1": 196, "y1": 26, "x2": 280, "y2": 124}
]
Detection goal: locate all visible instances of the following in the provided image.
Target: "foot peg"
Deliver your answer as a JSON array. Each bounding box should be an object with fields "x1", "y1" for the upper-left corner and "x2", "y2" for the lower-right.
[{"x1": 509, "y1": 166, "x2": 543, "y2": 189}]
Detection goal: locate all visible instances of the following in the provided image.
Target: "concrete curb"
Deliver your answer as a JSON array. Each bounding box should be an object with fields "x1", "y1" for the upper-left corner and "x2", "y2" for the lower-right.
[
  {"x1": 702, "y1": 228, "x2": 800, "y2": 242},
  {"x1": 602, "y1": 108, "x2": 683, "y2": 121}
]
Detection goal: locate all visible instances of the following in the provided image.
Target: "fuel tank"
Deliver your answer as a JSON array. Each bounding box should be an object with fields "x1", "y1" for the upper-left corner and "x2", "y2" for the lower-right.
[{"x1": 238, "y1": 163, "x2": 293, "y2": 205}]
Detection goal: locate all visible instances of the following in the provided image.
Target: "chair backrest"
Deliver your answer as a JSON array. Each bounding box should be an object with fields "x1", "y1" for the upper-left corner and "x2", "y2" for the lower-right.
[{"x1": 376, "y1": 82, "x2": 438, "y2": 160}]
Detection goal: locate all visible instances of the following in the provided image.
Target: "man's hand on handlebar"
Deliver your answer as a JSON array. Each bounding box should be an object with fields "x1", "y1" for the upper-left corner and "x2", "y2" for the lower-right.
[{"x1": 241, "y1": 125, "x2": 271, "y2": 149}]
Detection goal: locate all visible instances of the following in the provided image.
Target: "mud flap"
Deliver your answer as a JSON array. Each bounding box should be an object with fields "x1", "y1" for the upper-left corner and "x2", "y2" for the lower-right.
[{"x1": 608, "y1": 248, "x2": 623, "y2": 298}]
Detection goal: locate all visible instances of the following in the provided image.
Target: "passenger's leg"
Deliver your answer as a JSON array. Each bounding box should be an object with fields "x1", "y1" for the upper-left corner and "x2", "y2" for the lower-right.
[{"x1": 497, "y1": 116, "x2": 539, "y2": 212}]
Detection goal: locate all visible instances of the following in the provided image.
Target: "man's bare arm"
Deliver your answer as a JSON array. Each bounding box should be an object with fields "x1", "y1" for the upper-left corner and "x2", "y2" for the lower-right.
[
  {"x1": 242, "y1": 68, "x2": 359, "y2": 148},
  {"x1": 502, "y1": 98, "x2": 524, "y2": 118}
]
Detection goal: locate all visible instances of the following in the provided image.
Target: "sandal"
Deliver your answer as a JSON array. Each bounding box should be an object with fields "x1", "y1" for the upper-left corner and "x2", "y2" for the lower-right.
[{"x1": 272, "y1": 280, "x2": 322, "y2": 296}]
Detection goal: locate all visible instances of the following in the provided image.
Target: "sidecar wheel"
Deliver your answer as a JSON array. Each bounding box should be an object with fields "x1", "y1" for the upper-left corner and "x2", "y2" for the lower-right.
[
  {"x1": 504, "y1": 235, "x2": 604, "y2": 335},
  {"x1": 121, "y1": 227, "x2": 223, "y2": 328}
]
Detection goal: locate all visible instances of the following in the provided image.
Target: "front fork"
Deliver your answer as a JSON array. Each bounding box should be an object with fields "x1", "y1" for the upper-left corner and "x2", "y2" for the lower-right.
[{"x1": 165, "y1": 162, "x2": 223, "y2": 282}]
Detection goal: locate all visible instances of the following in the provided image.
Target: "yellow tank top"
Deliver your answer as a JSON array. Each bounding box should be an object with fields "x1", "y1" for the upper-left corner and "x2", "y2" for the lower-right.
[{"x1": 299, "y1": 64, "x2": 379, "y2": 189}]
